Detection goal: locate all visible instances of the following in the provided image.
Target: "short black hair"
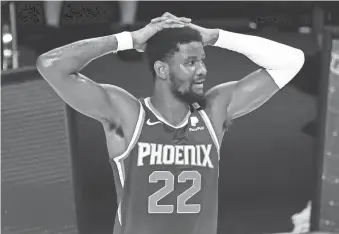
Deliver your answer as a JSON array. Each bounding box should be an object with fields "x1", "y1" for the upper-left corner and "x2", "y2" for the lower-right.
[{"x1": 145, "y1": 27, "x2": 203, "y2": 81}]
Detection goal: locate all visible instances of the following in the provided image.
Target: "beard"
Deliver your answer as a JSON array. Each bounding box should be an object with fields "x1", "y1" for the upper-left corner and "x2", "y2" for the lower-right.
[{"x1": 170, "y1": 75, "x2": 205, "y2": 105}]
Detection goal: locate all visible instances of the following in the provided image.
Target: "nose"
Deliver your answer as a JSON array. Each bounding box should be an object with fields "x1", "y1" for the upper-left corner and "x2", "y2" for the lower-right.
[{"x1": 196, "y1": 61, "x2": 207, "y2": 77}]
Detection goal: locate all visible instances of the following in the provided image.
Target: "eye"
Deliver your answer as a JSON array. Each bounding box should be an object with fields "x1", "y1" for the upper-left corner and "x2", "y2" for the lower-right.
[{"x1": 187, "y1": 60, "x2": 195, "y2": 66}]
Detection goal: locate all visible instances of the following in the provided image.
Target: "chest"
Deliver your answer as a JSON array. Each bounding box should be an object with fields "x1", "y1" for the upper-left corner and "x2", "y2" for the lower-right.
[
  {"x1": 133, "y1": 116, "x2": 219, "y2": 170},
  {"x1": 141, "y1": 120, "x2": 210, "y2": 145}
]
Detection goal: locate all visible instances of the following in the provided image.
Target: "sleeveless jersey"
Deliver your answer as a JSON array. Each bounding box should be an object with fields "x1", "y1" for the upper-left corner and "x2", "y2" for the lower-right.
[{"x1": 109, "y1": 97, "x2": 220, "y2": 234}]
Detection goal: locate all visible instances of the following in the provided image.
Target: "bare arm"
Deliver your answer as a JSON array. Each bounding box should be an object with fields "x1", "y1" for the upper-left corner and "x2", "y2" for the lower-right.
[
  {"x1": 144, "y1": 14, "x2": 304, "y2": 133},
  {"x1": 205, "y1": 29, "x2": 305, "y2": 130},
  {"x1": 206, "y1": 69, "x2": 283, "y2": 121},
  {"x1": 36, "y1": 17, "x2": 189, "y2": 130},
  {"x1": 36, "y1": 34, "x2": 140, "y2": 130}
]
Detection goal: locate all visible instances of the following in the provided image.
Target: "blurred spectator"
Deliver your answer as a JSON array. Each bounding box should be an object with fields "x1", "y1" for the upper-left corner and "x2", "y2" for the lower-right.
[
  {"x1": 119, "y1": 1, "x2": 138, "y2": 26},
  {"x1": 43, "y1": 1, "x2": 138, "y2": 28},
  {"x1": 44, "y1": 1, "x2": 63, "y2": 28}
]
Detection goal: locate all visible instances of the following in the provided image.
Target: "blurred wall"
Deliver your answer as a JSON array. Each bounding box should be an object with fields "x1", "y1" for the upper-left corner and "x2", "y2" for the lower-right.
[
  {"x1": 2, "y1": 71, "x2": 77, "y2": 234},
  {"x1": 319, "y1": 39, "x2": 339, "y2": 233}
]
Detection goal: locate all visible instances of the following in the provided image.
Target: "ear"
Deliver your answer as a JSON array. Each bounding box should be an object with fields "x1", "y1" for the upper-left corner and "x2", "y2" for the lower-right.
[{"x1": 154, "y1": 61, "x2": 168, "y2": 80}]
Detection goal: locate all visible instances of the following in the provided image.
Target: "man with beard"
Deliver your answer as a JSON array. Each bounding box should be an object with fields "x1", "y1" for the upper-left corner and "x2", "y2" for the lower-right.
[{"x1": 37, "y1": 12, "x2": 305, "y2": 234}]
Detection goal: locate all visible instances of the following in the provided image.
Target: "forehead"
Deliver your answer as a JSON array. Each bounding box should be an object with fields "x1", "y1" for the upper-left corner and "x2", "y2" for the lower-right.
[{"x1": 174, "y1": 42, "x2": 205, "y2": 60}]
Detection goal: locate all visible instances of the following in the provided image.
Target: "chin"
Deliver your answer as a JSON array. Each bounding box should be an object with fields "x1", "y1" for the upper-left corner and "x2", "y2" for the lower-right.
[
  {"x1": 186, "y1": 93, "x2": 205, "y2": 104},
  {"x1": 195, "y1": 90, "x2": 205, "y2": 97},
  {"x1": 172, "y1": 88, "x2": 205, "y2": 104}
]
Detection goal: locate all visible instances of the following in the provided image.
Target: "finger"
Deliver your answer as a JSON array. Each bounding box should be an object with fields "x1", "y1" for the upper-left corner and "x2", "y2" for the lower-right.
[
  {"x1": 151, "y1": 17, "x2": 167, "y2": 23},
  {"x1": 159, "y1": 12, "x2": 191, "y2": 22},
  {"x1": 156, "y1": 19, "x2": 189, "y2": 30},
  {"x1": 170, "y1": 24, "x2": 186, "y2": 28},
  {"x1": 152, "y1": 16, "x2": 191, "y2": 24},
  {"x1": 162, "y1": 12, "x2": 191, "y2": 22},
  {"x1": 162, "y1": 23, "x2": 186, "y2": 29},
  {"x1": 162, "y1": 23, "x2": 185, "y2": 29},
  {"x1": 162, "y1": 12, "x2": 177, "y2": 18},
  {"x1": 178, "y1": 17, "x2": 191, "y2": 23},
  {"x1": 164, "y1": 19, "x2": 187, "y2": 24},
  {"x1": 152, "y1": 16, "x2": 175, "y2": 23}
]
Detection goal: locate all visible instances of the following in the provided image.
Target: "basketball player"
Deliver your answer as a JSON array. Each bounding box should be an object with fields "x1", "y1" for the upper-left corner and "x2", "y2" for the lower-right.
[{"x1": 36, "y1": 13, "x2": 305, "y2": 234}]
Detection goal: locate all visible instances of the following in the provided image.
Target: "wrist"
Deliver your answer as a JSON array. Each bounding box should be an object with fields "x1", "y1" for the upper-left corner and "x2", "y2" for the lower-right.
[
  {"x1": 130, "y1": 31, "x2": 138, "y2": 48},
  {"x1": 208, "y1": 28, "x2": 220, "y2": 46},
  {"x1": 114, "y1": 31, "x2": 134, "y2": 51},
  {"x1": 212, "y1": 29, "x2": 230, "y2": 48}
]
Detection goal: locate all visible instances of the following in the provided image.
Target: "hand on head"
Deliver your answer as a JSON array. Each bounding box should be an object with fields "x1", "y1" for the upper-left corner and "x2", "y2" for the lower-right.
[
  {"x1": 131, "y1": 12, "x2": 191, "y2": 52},
  {"x1": 144, "y1": 12, "x2": 218, "y2": 48},
  {"x1": 151, "y1": 12, "x2": 191, "y2": 25}
]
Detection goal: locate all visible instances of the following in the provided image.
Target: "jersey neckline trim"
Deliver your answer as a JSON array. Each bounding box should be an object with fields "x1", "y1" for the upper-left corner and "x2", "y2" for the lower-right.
[{"x1": 144, "y1": 97, "x2": 191, "y2": 129}]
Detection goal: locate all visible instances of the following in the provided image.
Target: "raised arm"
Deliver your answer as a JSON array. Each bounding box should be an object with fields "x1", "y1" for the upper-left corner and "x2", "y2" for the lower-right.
[
  {"x1": 36, "y1": 34, "x2": 139, "y2": 128},
  {"x1": 205, "y1": 29, "x2": 305, "y2": 123},
  {"x1": 154, "y1": 13, "x2": 304, "y2": 136},
  {"x1": 36, "y1": 17, "x2": 190, "y2": 132}
]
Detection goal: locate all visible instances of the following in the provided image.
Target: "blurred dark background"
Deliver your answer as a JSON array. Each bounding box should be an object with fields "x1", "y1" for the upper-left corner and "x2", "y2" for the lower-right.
[{"x1": 2, "y1": 1, "x2": 339, "y2": 234}]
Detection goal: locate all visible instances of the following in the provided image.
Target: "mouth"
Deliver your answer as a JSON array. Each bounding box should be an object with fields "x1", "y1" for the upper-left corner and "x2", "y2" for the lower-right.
[
  {"x1": 194, "y1": 80, "x2": 204, "y2": 85},
  {"x1": 192, "y1": 80, "x2": 205, "y2": 90},
  {"x1": 193, "y1": 79, "x2": 205, "y2": 85}
]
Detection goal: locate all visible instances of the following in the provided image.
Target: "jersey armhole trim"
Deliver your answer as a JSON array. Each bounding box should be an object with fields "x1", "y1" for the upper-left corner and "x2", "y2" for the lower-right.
[
  {"x1": 113, "y1": 100, "x2": 145, "y2": 187},
  {"x1": 193, "y1": 105, "x2": 221, "y2": 160},
  {"x1": 113, "y1": 100, "x2": 145, "y2": 227}
]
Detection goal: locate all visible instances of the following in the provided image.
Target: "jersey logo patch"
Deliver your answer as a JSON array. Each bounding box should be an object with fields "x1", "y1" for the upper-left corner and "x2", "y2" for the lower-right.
[
  {"x1": 189, "y1": 116, "x2": 204, "y2": 131},
  {"x1": 189, "y1": 126, "x2": 205, "y2": 132},
  {"x1": 190, "y1": 116, "x2": 199, "y2": 127},
  {"x1": 147, "y1": 119, "x2": 162, "y2": 126}
]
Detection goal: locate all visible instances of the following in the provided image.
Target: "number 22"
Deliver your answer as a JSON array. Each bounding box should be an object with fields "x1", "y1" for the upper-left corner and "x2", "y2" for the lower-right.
[{"x1": 148, "y1": 171, "x2": 201, "y2": 214}]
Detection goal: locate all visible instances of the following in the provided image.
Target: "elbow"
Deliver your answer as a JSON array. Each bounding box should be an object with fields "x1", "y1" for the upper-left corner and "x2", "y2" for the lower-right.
[
  {"x1": 283, "y1": 48, "x2": 305, "y2": 74},
  {"x1": 36, "y1": 55, "x2": 62, "y2": 81},
  {"x1": 290, "y1": 49, "x2": 305, "y2": 72},
  {"x1": 288, "y1": 49, "x2": 305, "y2": 78},
  {"x1": 36, "y1": 56, "x2": 45, "y2": 75},
  {"x1": 36, "y1": 55, "x2": 49, "y2": 73},
  {"x1": 295, "y1": 49, "x2": 305, "y2": 69},
  {"x1": 36, "y1": 55, "x2": 60, "y2": 75}
]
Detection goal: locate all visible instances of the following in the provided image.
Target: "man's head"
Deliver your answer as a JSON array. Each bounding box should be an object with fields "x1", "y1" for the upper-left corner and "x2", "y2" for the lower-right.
[{"x1": 146, "y1": 27, "x2": 207, "y2": 104}]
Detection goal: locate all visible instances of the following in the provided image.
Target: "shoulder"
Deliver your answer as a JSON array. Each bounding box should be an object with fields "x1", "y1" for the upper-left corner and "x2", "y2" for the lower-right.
[
  {"x1": 101, "y1": 83, "x2": 140, "y2": 115},
  {"x1": 101, "y1": 83, "x2": 144, "y2": 140},
  {"x1": 202, "y1": 82, "x2": 237, "y2": 136},
  {"x1": 205, "y1": 81, "x2": 237, "y2": 105},
  {"x1": 204, "y1": 81, "x2": 237, "y2": 117},
  {"x1": 101, "y1": 83, "x2": 139, "y2": 101}
]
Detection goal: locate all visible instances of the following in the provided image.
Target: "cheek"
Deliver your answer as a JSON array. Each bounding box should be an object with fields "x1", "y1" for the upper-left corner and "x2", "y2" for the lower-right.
[
  {"x1": 178, "y1": 64, "x2": 194, "y2": 76},
  {"x1": 170, "y1": 65, "x2": 194, "y2": 91},
  {"x1": 175, "y1": 79, "x2": 190, "y2": 91},
  {"x1": 171, "y1": 77, "x2": 191, "y2": 93},
  {"x1": 177, "y1": 65, "x2": 195, "y2": 84}
]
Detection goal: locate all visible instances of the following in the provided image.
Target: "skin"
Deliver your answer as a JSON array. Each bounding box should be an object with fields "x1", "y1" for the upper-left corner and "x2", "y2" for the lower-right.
[
  {"x1": 158, "y1": 42, "x2": 207, "y2": 103},
  {"x1": 36, "y1": 13, "x2": 305, "y2": 233},
  {"x1": 151, "y1": 38, "x2": 280, "y2": 146},
  {"x1": 36, "y1": 12, "x2": 284, "y2": 159}
]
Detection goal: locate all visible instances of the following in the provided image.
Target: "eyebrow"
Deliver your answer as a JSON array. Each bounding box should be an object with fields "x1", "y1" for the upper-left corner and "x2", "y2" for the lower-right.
[{"x1": 186, "y1": 55, "x2": 206, "y2": 60}]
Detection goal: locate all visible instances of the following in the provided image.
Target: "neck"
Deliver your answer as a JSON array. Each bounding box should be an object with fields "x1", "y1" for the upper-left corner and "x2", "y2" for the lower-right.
[{"x1": 151, "y1": 83, "x2": 190, "y2": 126}]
